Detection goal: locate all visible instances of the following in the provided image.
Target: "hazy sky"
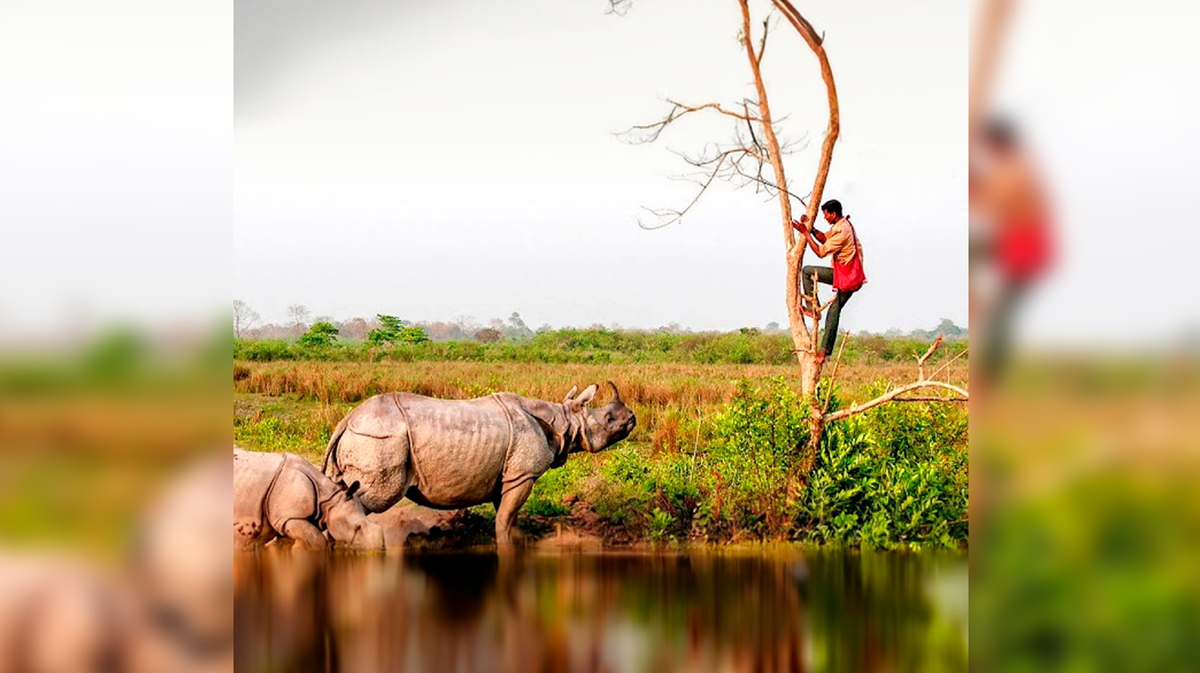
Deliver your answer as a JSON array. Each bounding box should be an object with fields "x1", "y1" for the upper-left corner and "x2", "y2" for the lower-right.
[
  {"x1": 235, "y1": 0, "x2": 968, "y2": 332},
  {"x1": 1, "y1": 0, "x2": 231, "y2": 339}
]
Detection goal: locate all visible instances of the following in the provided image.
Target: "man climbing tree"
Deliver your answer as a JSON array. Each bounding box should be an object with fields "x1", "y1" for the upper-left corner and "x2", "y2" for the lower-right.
[
  {"x1": 624, "y1": 0, "x2": 966, "y2": 450},
  {"x1": 791, "y1": 198, "x2": 866, "y2": 365}
]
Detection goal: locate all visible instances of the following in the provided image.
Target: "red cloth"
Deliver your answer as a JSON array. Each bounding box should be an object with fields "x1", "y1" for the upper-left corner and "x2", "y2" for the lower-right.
[
  {"x1": 997, "y1": 217, "x2": 1053, "y2": 281},
  {"x1": 833, "y1": 220, "x2": 867, "y2": 292}
]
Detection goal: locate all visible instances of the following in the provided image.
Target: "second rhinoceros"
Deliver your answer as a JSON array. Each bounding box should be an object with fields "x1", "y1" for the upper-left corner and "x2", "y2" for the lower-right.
[
  {"x1": 234, "y1": 449, "x2": 385, "y2": 552},
  {"x1": 322, "y1": 382, "x2": 636, "y2": 544}
]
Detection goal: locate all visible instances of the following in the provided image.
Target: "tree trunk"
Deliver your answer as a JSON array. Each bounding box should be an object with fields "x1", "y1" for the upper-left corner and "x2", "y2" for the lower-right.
[{"x1": 799, "y1": 350, "x2": 821, "y2": 397}]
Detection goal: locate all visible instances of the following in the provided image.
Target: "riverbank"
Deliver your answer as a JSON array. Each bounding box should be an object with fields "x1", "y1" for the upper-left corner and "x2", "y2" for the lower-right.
[{"x1": 234, "y1": 360, "x2": 969, "y2": 550}]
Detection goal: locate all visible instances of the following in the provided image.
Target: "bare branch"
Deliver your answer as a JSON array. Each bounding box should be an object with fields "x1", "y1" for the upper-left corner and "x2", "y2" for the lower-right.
[
  {"x1": 916, "y1": 334, "x2": 944, "y2": 380},
  {"x1": 768, "y1": 0, "x2": 839, "y2": 252},
  {"x1": 668, "y1": 99, "x2": 762, "y2": 123},
  {"x1": 822, "y1": 334, "x2": 969, "y2": 422},
  {"x1": 605, "y1": 0, "x2": 632, "y2": 17},
  {"x1": 636, "y1": 151, "x2": 730, "y2": 230},
  {"x1": 619, "y1": 100, "x2": 763, "y2": 145},
  {"x1": 931, "y1": 346, "x2": 969, "y2": 380},
  {"x1": 743, "y1": 101, "x2": 761, "y2": 152},
  {"x1": 727, "y1": 161, "x2": 809, "y2": 205},
  {"x1": 756, "y1": 15, "x2": 771, "y2": 65},
  {"x1": 823, "y1": 380, "x2": 970, "y2": 422},
  {"x1": 822, "y1": 332, "x2": 848, "y2": 413}
]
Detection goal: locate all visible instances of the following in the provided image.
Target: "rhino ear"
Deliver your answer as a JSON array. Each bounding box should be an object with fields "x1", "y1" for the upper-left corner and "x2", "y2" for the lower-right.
[
  {"x1": 563, "y1": 385, "x2": 579, "y2": 404},
  {"x1": 575, "y1": 384, "x2": 599, "y2": 407}
]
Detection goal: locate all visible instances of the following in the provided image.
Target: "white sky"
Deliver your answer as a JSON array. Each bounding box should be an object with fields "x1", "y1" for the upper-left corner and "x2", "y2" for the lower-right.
[
  {"x1": 235, "y1": 0, "x2": 969, "y2": 333},
  {"x1": 2, "y1": 0, "x2": 1195, "y2": 346},
  {"x1": 0, "y1": 0, "x2": 231, "y2": 340}
]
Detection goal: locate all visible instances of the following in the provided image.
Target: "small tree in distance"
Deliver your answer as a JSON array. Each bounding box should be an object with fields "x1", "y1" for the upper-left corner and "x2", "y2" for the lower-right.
[
  {"x1": 368, "y1": 314, "x2": 430, "y2": 345},
  {"x1": 287, "y1": 304, "x2": 311, "y2": 337},
  {"x1": 233, "y1": 300, "x2": 260, "y2": 338},
  {"x1": 474, "y1": 328, "x2": 502, "y2": 343},
  {"x1": 299, "y1": 321, "x2": 339, "y2": 348}
]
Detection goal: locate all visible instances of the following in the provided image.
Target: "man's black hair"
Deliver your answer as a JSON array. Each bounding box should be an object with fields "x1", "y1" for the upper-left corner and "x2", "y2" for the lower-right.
[
  {"x1": 820, "y1": 199, "x2": 842, "y2": 217},
  {"x1": 984, "y1": 116, "x2": 1017, "y2": 148}
]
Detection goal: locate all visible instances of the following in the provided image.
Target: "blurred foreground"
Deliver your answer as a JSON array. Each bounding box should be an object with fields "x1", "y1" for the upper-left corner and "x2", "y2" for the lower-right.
[
  {"x1": 971, "y1": 0, "x2": 1200, "y2": 670},
  {"x1": 0, "y1": 327, "x2": 232, "y2": 673},
  {"x1": 235, "y1": 548, "x2": 967, "y2": 673}
]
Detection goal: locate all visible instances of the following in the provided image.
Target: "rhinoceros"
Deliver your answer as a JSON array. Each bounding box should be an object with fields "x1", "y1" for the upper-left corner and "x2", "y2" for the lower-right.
[
  {"x1": 321, "y1": 382, "x2": 636, "y2": 544},
  {"x1": 234, "y1": 449, "x2": 385, "y2": 552}
]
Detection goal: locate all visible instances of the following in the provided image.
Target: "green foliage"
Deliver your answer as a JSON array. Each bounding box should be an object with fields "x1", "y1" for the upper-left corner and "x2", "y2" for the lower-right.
[
  {"x1": 236, "y1": 327, "x2": 965, "y2": 367},
  {"x1": 298, "y1": 321, "x2": 340, "y2": 348},
  {"x1": 695, "y1": 378, "x2": 811, "y2": 537},
  {"x1": 367, "y1": 315, "x2": 430, "y2": 345},
  {"x1": 232, "y1": 367, "x2": 968, "y2": 548},
  {"x1": 81, "y1": 328, "x2": 147, "y2": 379},
  {"x1": 796, "y1": 408, "x2": 968, "y2": 549},
  {"x1": 648, "y1": 508, "x2": 675, "y2": 542},
  {"x1": 566, "y1": 379, "x2": 964, "y2": 547},
  {"x1": 525, "y1": 462, "x2": 582, "y2": 517}
]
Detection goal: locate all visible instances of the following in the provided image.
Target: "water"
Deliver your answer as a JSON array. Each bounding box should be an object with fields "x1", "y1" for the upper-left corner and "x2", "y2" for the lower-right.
[{"x1": 235, "y1": 548, "x2": 967, "y2": 673}]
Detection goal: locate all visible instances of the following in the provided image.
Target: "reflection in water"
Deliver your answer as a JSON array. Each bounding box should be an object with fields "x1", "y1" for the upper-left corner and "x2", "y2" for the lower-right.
[{"x1": 235, "y1": 549, "x2": 966, "y2": 673}]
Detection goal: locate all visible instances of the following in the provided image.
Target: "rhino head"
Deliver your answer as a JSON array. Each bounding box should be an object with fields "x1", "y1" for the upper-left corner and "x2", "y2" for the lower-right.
[
  {"x1": 564, "y1": 381, "x2": 637, "y2": 453},
  {"x1": 322, "y1": 483, "x2": 386, "y2": 552}
]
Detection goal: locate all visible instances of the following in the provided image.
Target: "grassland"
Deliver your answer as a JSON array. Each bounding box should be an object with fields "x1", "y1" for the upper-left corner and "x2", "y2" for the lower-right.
[{"x1": 234, "y1": 340, "x2": 969, "y2": 549}]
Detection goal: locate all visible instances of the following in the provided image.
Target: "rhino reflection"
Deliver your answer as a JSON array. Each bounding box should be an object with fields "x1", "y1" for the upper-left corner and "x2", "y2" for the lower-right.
[
  {"x1": 234, "y1": 550, "x2": 966, "y2": 673},
  {"x1": 231, "y1": 551, "x2": 964, "y2": 671}
]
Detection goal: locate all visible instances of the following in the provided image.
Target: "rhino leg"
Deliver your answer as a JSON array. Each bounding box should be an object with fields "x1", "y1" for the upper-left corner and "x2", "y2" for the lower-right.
[
  {"x1": 282, "y1": 519, "x2": 329, "y2": 550},
  {"x1": 495, "y1": 479, "x2": 534, "y2": 546},
  {"x1": 336, "y1": 432, "x2": 412, "y2": 514}
]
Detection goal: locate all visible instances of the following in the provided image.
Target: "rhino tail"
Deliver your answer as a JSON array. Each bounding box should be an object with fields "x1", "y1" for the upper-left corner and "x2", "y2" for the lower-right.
[{"x1": 321, "y1": 416, "x2": 350, "y2": 482}]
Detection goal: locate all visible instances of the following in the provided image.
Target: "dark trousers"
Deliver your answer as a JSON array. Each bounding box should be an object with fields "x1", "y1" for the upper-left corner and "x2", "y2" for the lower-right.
[
  {"x1": 801, "y1": 265, "x2": 855, "y2": 356},
  {"x1": 983, "y1": 278, "x2": 1030, "y2": 383}
]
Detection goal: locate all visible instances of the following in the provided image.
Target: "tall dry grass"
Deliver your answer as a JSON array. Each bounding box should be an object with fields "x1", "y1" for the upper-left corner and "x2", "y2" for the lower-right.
[{"x1": 233, "y1": 360, "x2": 969, "y2": 455}]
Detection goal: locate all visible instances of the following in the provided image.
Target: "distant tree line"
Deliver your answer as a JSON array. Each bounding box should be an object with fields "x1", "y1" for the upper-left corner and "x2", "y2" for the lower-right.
[{"x1": 232, "y1": 301, "x2": 965, "y2": 344}]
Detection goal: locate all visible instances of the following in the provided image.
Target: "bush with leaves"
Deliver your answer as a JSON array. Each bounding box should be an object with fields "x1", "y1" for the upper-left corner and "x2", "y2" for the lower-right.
[
  {"x1": 703, "y1": 378, "x2": 810, "y2": 537},
  {"x1": 796, "y1": 395, "x2": 968, "y2": 549},
  {"x1": 367, "y1": 314, "x2": 429, "y2": 345},
  {"x1": 298, "y1": 321, "x2": 339, "y2": 348}
]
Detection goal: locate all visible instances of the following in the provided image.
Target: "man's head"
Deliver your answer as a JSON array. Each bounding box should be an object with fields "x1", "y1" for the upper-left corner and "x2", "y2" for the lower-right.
[
  {"x1": 821, "y1": 199, "x2": 843, "y2": 224},
  {"x1": 982, "y1": 116, "x2": 1017, "y2": 154}
]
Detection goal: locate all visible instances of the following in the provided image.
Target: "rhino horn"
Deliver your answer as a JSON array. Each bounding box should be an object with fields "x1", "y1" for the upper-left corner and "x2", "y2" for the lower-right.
[{"x1": 607, "y1": 381, "x2": 622, "y2": 404}]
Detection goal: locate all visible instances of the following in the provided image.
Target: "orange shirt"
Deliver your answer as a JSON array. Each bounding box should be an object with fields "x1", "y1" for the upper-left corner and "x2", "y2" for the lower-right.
[{"x1": 816, "y1": 217, "x2": 862, "y2": 266}]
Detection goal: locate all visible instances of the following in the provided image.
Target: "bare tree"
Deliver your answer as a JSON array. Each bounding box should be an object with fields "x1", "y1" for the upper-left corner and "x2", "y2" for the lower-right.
[
  {"x1": 624, "y1": 0, "x2": 967, "y2": 449},
  {"x1": 340, "y1": 317, "x2": 372, "y2": 341},
  {"x1": 286, "y1": 304, "x2": 311, "y2": 337},
  {"x1": 232, "y1": 300, "x2": 260, "y2": 339}
]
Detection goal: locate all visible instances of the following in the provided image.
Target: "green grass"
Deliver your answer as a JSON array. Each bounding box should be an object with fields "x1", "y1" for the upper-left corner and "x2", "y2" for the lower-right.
[
  {"x1": 233, "y1": 357, "x2": 968, "y2": 549},
  {"x1": 234, "y1": 328, "x2": 967, "y2": 367}
]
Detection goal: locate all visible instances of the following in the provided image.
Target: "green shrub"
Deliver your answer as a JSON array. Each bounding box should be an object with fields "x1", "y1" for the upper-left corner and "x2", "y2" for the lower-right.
[
  {"x1": 368, "y1": 315, "x2": 430, "y2": 345},
  {"x1": 795, "y1": 409, "x2": 968, "y2": 549},
  {"x1": 298, "y1": 322, "x2": 339, "y2": 348},
  {"x1": 235, "y1": 328, "x2": 961, "y2": 366},
  {"x1": 648, "y1": 508, "x2": 675, "y2": 542}
]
